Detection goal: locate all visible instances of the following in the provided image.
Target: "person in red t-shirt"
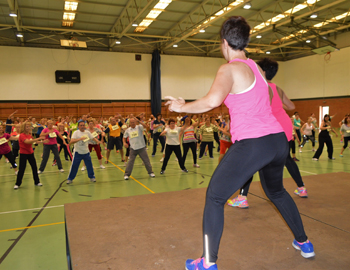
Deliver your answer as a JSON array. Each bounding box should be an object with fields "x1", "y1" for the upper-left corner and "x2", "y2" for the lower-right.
[
  {"x1": 0, "y1": 125, "x2": 19, "y2": 174},
  {"x1": 14, "y1": 122, "x2": 48, "y2": 190}
]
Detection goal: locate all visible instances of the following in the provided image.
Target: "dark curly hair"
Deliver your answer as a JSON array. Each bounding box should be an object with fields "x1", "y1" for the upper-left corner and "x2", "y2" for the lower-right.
[{"x1": 257, "y1": 58, "x2": 279, "y2": 80}]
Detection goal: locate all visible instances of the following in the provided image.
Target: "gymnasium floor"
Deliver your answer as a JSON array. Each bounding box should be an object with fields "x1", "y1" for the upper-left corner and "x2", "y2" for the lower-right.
[{"x1": 0, "y1": 134, "x2": 348, "y2": 270}]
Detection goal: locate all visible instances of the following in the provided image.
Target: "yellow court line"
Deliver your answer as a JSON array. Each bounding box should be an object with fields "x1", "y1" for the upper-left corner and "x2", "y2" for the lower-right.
[
  {"x1": 105, "y1": 158, "x2": 155, "y2": 194},
  {"x1": 0, "y1": 222, "x2": 65, "y2": 233}
]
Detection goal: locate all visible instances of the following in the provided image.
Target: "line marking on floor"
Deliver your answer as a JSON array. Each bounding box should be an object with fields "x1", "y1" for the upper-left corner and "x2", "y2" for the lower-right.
[
  {"x1": 0, "y1": 205, "x2": 64, "y2": 215},
  {"x1": 299, "y1": 170, "x2": 318, "y2": 175},
  {"x1": 0, "y1": 222, "x2": 65, "y2": 233},
  {"x1": 104, "y1": 158, "x2": 155, "y2": 194}
]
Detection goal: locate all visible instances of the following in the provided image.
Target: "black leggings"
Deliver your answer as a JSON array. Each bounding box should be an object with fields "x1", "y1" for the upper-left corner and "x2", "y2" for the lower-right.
[
  {"x1": 213, "y1": 132, "x2": 220, "y2": 148},
  {"x1": 289, "y1": 140, "x2": 295, "y2": 154},
  {"x1": 301, "y1": 135, "x2": 315, "y2": 147},
  {"x1": 161, "y1": 144, "x2": 186, "y2": 171},
  {"x1": 182, "y1": 142, "x2": 197, "y2": 164},
  {"x1": 313, "y1": 135, "x2": 333, "y2": 159},
  {"x1": 202, "y1": 133, "x2": 307, "y2": 262},
  {"x1": 152, "y1": 133, "x2": 165, "y2": 155},
  {"x1": 240, "y1": 154, "x2": 304, "y2": 196},
  {"x1": 343, "y1": 137, "x2": 350, "y2": 149},
  {"x1": 295, "y1": 129, "x2": 301, "y2": 144},
  {"x1": 199, "y1": 141, "x2": 213, "y2": 158},
  {"x1": 0, "y1": 151, "x2": 17, "y2": 169},
  {"x1": 16, "y1": 153, "x2": 40, "y2": 186}
]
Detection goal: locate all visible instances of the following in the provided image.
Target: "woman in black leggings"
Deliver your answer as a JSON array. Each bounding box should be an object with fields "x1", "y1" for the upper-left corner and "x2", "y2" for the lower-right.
[
  {"x1": 312, "y1": 114, "x2": 338, "y2": 161},
  {"x1": 181, "y1": 116, "x2": 200, "y2": 168}
]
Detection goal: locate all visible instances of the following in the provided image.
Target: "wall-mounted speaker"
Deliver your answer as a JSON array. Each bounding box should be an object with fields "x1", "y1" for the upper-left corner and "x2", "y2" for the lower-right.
[{"x1": 55, "y1": 70, "x2": 81, "y2": 83}]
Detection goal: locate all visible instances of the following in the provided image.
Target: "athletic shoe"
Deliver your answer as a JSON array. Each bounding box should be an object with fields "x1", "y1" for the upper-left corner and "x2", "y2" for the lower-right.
[
  {"x1": 312, "y1": 158, "x2": 318, "y2": 161},
  {"x1": 292, "y1": 239, "x2": 315, "y2": 259},
  {"x1": 81, "y1": 166, "x2": 86, "y2": 171},
  {"x1": 6, "y1": 159, "x2": 9, "y2": 163},
  {"x1": 149, "y1": 173, "x2": 155, "y2": 178},
  {"x1": 160, "y1": 157, "x2": 164, "y2": 162},
  {"x1": 52, "y1": 161, "x2": 57, "y2": 166},
  {"x1": 198, "y1": 157, "x2": 202, "y2": 160},
  {"x1": 204, "y1": 152, "x2": 207, "y2": 156},
  {"x1": 328, "y1": 157, "x2": 335, "y2": 160},
  {"x1": 193, "y1": 164, "x2": 200, "y2": 168},
  {"x1": 186, "y1": 258, "x2": 218, "y2": 270},
  {"x1": 293, "y1": 157, "x2": 299, "y2": 162},
  {"x1": 340, "y1": 154, "x2": 343, "y2": 157},
  {"x1": 294, "y1": 187, "x2": 308, "y2": 198},
  {"x1": 66, "y1": 180, "x2": 72, "y2": 184},
  {"x1": 299, "y1": 149, "x2": 302, "y2": 153},
  {"x1": 124, "y1": 175, "x2": 129, "y2": 180},
  {"x1": 160, "y1": 170, "x2": 164, "y2": 174},
  {"x1": 90, "y1": 178, "x2": 96, "y2": 182},
  {"x1": 59, "y1": 169, "x2": 65, "y2": 173},
  {"x1": 100, "y1": 165, "x2": 105, "y2": 169},
  {"x1": 124, "y1": 162, "x2": 127, "y2": 167},
  {"x1": 37, "y1": 170, "x2": 43, "y2": 174},
  {"x1": 340, "y1": 140, "x2": 343, "y2": 143},
  {"x1": 14, "y1": 185, "x2": 19, "y2": 190},
  {"x1": 152, "y1": 155, "x2": 155, "y2": 157},
  {"x1": 182, "y1": 169, "x2": 188, "y2": 173},
  {"x1": 312, "y1": 149, "x2": 316, "y2": 152},
  {"x1": 209, "y1": 157, "x2": 214, "y2": 159},
  {"x1": 35, "y1": 183, "x2": 43, "y2": 187},
  {"x1": 15, "y1": 171, "x2": 18, "y2": 175},
  {"x1": 227, "y1": 196, "x2": 249, "y2": 209}
]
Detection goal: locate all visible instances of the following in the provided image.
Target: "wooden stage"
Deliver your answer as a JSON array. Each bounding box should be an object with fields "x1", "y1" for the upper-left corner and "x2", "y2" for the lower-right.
[{"x1": 65, "y1": 172, "x2": 350, "y2": 270}]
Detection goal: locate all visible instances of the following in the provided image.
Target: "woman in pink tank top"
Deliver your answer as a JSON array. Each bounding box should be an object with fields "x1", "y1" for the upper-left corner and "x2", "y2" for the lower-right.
[{"x1": 165, "y1": 17, "x2": 314, "y2": 270}]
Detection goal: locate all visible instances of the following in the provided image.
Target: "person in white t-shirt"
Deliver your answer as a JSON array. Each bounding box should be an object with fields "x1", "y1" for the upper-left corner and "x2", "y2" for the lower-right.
[
  {"x1": 159, "y1": 118, "x2": 188, "y2": 174},
  {"x1": 123, "y1": 118, "x2": 155, "y2": 180},
  {"x1": 67, "y1": 120, "x2": 102, "y2": 184}
]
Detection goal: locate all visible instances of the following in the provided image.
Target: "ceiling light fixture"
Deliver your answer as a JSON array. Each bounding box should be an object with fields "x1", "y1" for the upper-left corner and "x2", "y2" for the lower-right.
[
  {"x1": 306, "y1": 40, "x2": 311, "y2": 43},
  {"x1": 16, "y1": 33, "x2": 23, "y2": 38},
  {"x1": 306, "y1": 0, "x2": 317, "y2": 4},
  {"x1": 115, "y1": 40, "x2": 121, "y2": 44},
  {"x1": 132, "y1": 23, "x2": 138, "y2": 27},
  {"x1": 64, "y1": 1, "x2": 78, "y2": 11},
  {"x1": 199, "y1": 29, "x2": 205, "y2": 33},
  {"x1": 173, "y1": 44, "x2": 178, "y2": 47},
  {"x1": 310, "y1": 13, "x2": 318, "y2": 19},
  {"x1": 256, "y1": 35, "x2": 262, "y2": 38},
  {"x1": 9, "y1": 11, "x2": 17, "y2": 17},
  {"x1": 266, "y1": 51, "x2": 271, "y2": 54},
  {"x1": 243, "y1": 2, "x2": 252, "y2": 10}
]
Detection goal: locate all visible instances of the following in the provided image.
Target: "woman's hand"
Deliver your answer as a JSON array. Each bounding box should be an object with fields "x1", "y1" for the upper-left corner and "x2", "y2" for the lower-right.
[{"x1": 164, "y1": 96, "x2": 185, "y2": 113}]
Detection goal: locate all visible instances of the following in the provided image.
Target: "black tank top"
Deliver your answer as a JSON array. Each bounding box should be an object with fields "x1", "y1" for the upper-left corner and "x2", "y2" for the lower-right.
[{"x1": 319, "y1": 122, "x2": 330, "y2": 137}]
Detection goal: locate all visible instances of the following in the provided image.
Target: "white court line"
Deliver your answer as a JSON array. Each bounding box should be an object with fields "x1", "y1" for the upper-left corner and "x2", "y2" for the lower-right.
[
  {"x1": 299, "y1": 170, "x2": 317, "y2": 175},
  {"x1": 0, "y1": 205, "x2": 64, "y2": 215}
]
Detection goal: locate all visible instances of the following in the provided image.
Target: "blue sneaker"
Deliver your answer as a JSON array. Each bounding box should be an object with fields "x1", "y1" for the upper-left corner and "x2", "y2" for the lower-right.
[
  {"x1": 292, "y1": 239, "x2": 315, "y2": 258},
  {"x1": 186, "y1": 258, "x2": 218, "y2": 270}
]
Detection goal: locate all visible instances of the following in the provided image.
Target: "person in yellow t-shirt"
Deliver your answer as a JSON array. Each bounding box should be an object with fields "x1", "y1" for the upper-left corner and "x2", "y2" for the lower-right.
[{"x1": 104, "y1": 117, "x2": 124, "y2": 163}]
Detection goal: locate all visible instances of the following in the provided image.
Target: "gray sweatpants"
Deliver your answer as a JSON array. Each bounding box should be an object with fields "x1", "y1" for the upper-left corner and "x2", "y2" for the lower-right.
[
  {"x1": 39, "y1": 144, "x2": 63, "y2": 171},
  {"x1": 125, "y1": 147, "x2": 153, "y2": 176}
]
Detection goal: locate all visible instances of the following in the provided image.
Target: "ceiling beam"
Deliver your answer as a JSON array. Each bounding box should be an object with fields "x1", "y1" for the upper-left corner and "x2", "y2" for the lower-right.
[{"x1": 7, "y1": 0, "x2": 23, "y2": 43}]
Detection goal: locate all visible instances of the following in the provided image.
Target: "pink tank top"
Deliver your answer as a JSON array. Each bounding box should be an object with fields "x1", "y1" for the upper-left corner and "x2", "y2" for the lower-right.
[
  {"x1": 223, "y1": 59, "x2": 283, "y2": 143},
  {"x1": 269, "y1": 83, "x2": 293, "y2": 141}
]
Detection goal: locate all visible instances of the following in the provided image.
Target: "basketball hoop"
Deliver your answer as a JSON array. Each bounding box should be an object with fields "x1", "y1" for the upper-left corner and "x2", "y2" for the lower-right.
[
  {"x1": 69, "y1": 37, "x2": 79, "y2": 48},
  {"x1": 324, "y1": 51, "x2": 331, "y2": 62}
]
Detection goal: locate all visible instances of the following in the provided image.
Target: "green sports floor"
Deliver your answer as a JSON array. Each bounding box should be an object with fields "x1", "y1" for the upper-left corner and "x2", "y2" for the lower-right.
[{"x1": 0, "y1": 134, "x2": 349, "y2": 270}]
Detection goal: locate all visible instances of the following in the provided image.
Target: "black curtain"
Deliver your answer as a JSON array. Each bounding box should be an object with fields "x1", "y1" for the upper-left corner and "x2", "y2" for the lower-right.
[{"x1": 150, "y1": 49, "x2": 161, "y2": 116}]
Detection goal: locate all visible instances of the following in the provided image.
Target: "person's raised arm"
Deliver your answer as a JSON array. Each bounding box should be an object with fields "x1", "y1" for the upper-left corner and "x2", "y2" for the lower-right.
[
  {"x1": 8, "y1": 110, "x2": 18, "y2": 119},
  {"x1": 276, "y1": 86, "x2": 295, "y2": 110},
  {"x1": 165, "y1": 64, "x2": 233, "y2": 113}
]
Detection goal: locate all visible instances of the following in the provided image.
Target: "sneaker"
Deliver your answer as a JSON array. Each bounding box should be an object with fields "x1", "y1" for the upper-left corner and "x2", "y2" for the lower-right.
[
  {"x1": 328, "y1": 157, "x2": 335, "y2": 160},
  {"x1": 312, "y1": 158, "x2": 318, "y2": 161},
  {"x1": 294, "y1": 187, "x2": 308, "y2": 198},
  {"x1": 186, "y1": 258, "x2": 217, "y2": 270},
  {"x1": 182, "y1": 169, "x2": 188, "y2": 173},
  {"x1": 14, "y1": 185, "x2": 19, "y2": 190},
  {"x1": 209, "y1": 157, "x2": 214, "y2": 159},
  {"x1": 100, "y1": 165, "x2": 105, "y2": 169},
  {"x1": 15, "y1": 170, "x2": 18, "y2": 175},
  {"x1": 149, "y1": 173, "x2": 155, "y2": 178},
  {"x1": 160, "y1": 170, "x2": 164, "y2": 174},
  {"x1": 312, "y1": 149, "x2": 316, "y2": 152},
  {"x1": 227, "y1": 196, "x2": 249, "y2": 209},
  {"x1": 124, "y1": 175, "x2": 129, "y2": 180},
  {"x1": 340, "y1": 154, "x2": 343, "y2": 157},
  {"x1": 35, "y1": 183, "x2": 43, "y2": 186},
  {"x1": 299, "y1": 149, "x2": 302, "y2": 153},
  {"x1": 90, "y1": 178, "x2": 96, "y2": 182},
  {"x1": 124, "y1": 162, "x2": 127, "y2": 167},
  {"x1": 66, "y1": 180, "x2": 72, "y2": 184},
  {"x1": 160, "y1": 157, "x2": 164, "y2": 162},
  {"x1": 81, "y1": 166, "x2": 86, "y2": 171},
  {"x1": 204, "y1": 152, "x2": 207, "y2": 156},
  {"x1": 175, "y1": 158, "x2": 178, "y2": 162},
  {"x1": 292, "y1": 239, "x2": 315, "y2": 259},
  {"x1": 293, "y1": 157, "x2": 299, "y2": 162},
  {"x1": 198, "y1": 157, "x2": 202, "y2": 160},
  {"x1": 52, "y1": 161, "x2": 57, "y2": 166},
  {"x1": 38, "y1": 170, "x2": 42, "y2": 174},
  {"x1": 59, "y1": 169, "x2": 65, "y2": 173},
  {"x1": 193, "y1": 164, "x2": 200, "y2": 168},
  {"x1": 152, "y1": 155, "x2": 155, "y2": 157}
]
